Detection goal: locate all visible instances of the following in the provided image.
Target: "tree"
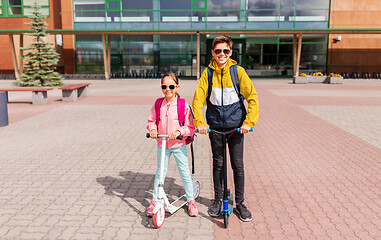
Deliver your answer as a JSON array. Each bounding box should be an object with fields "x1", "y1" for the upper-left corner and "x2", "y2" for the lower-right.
[{"x1": 18, "y1": 2, "x2": 63, "y2": 87}]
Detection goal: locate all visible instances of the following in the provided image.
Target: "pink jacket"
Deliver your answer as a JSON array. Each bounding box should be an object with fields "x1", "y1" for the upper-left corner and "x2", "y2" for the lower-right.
[{"x1": 147, "y1": 97, "x2": 195, "y2": 149}]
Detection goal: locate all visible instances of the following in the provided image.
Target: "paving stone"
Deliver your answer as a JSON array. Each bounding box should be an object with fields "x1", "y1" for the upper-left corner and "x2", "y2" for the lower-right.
[{"x1": 0, "y1": 79, "x2": 380, "y2": 239}]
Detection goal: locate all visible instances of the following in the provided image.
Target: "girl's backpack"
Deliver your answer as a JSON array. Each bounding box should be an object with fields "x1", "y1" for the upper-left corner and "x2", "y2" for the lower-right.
[
  {"x1": 154, "y1": 97, "x2": 194, "y2": 145},
  {"x1": 154, "y1": 97, "x2": 196, "y2": 173}
]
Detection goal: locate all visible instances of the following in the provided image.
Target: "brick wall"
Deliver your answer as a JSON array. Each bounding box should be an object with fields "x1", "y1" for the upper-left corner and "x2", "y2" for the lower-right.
[
  {"x1": 0, "y1": 0, "x2": 71, "y2": 75},
  {"x1": 328, "y1": 0, "x2": 381, "y2": 74}
]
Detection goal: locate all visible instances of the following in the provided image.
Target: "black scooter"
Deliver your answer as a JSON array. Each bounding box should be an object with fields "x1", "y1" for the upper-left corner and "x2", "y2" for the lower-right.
[{"x1": 196, "y1": 127, "x2": 253, "y2": 228}]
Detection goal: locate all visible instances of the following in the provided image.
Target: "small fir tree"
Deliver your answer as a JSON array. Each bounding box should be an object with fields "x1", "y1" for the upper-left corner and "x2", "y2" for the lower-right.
[{"x1": 18, "y1": 2, "x2": 63, "y2": 87}]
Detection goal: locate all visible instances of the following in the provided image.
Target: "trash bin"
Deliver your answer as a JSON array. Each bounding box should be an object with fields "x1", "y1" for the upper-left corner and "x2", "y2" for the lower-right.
[{"x1": 0, "y1": 92, "x2": 9, "y2": 127}]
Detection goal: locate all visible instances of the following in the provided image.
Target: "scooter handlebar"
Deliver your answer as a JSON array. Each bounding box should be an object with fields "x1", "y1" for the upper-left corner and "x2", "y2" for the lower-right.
[
  {"x1": 146, "y1": 133, "x2": 183, "y2": 140},
  {"x1": 195, "y1": 128, "x2": 253, "y2": 133}
]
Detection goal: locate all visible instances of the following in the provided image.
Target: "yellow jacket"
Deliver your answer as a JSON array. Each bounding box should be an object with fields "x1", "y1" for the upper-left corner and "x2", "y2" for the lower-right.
[{"x1": 192, "y1": 58, "x2": 259, "y2": 128}]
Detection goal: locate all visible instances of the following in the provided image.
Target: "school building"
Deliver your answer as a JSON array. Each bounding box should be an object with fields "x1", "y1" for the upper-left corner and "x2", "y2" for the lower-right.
[{"x1": 0, "y1": 0, "x2": 380, "y2": 79}]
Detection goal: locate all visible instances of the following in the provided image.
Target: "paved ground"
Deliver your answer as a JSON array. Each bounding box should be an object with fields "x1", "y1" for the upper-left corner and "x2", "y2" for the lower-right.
[{"x1": 0, "y1": 78, "x2": 380, "y2": 240}]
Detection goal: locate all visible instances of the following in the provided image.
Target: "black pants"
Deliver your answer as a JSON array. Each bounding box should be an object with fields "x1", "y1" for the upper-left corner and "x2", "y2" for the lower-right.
[{"x1": 209, "y1": 129, "x2": 245, "y2": 204}]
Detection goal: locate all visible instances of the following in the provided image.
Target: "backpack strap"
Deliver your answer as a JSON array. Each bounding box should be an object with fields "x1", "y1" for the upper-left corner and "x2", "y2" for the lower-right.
[
  {"x1": 177, "y1": 98, "x2": 185, "y2": 127},
  {"x1": 207, "y1": 67, "x2": 213, "y2": 100},
  {"x1": 154, "y1": 97, "x2": 164, "y2": 127},
  {"x1": 230, "y1": 65, "x2": 245, "y2": 104},
  {"x1": 207, "y1": 65, "x2": 244, "y2": 104}
]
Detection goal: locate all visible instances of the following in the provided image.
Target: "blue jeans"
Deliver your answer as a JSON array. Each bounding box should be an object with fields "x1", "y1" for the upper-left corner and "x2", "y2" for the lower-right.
[{"x1": 152, "y1": 145, "x2": 194, "y2": 202}]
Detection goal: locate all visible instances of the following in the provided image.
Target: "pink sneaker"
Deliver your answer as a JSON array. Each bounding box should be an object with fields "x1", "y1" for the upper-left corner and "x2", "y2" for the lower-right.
[
  {"x1": 188, "y1": 200, "x2": 198, "y2": 217},
  {"x1": 147, "y1": 200, "x2": 156, "y2": 217}
]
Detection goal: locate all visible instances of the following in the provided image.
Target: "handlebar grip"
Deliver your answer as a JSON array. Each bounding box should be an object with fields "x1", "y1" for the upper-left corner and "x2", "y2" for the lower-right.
[
  {"x1": 237, "y1": 128, "x2": 254, "y2": 132},
  {"x1": 146, "y1": 133, "x2": 183, "y2": 140},
  {"x1": 195, "y1": 129, "x2": 210, "y2": 133}
]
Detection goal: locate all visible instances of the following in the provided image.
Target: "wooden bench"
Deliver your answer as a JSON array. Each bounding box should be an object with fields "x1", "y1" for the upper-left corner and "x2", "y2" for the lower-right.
[
  {"x1": 0, "y1": 88, "x2": 54, "y2": 104},
  {"x1": 59, "y1": 83, "x2": 91, "y2": 102}
]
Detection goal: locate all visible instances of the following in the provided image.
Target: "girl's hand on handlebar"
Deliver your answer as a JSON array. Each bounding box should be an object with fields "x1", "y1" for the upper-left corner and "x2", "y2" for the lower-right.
[
  {"x1": 196, "y1": 125, "x2": 208, "y2": 135},
  {"x1": 169, "y1": 130, "x2": 181, "y2": 140},
  {"x1": 240, "y1": 124, "x2": 251, "y2": 134},
  {"x1": 149, "y1": 129, "x2": 158, "y2": 139}
]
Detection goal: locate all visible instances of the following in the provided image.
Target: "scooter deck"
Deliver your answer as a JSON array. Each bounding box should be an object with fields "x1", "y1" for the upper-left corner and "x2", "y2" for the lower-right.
[{"x1": 166, "y1": 194, "x2": 187, "y2": 214}]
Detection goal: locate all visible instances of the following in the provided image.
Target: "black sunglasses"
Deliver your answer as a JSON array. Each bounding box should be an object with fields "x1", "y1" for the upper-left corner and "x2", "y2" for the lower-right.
[
  {"x1": 214, "y1": 49, "x2": 231, "y2": 55},
  {"x1": 161, "y1": 84, "x2": 177, "y2": 90}
]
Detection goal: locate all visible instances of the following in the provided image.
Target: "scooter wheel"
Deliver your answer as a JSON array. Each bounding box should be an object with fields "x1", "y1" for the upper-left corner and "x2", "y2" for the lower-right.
[
  {"x1": 152, "y1": 206, "x2": 165, "y2": 228},
  {"x1": 224, "y1": 213, "x2": 229, "y2": 228},
  {"x1": 192, "y1": 179, "x2": 200, "y2": 200}
]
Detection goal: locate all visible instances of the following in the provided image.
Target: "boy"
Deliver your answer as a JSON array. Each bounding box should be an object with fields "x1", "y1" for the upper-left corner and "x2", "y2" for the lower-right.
[{"x1": 192, "y1": 35, "x2": 259, "y2": 221}]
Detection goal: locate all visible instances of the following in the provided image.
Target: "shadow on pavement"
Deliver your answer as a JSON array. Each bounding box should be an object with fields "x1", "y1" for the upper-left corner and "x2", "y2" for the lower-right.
[{"x1": 97, "y1": 170, "x2": 213, "y2": 228}]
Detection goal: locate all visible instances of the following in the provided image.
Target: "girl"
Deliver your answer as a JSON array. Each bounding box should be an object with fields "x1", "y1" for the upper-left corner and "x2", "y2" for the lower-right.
[{"x1": 146, "y1": 72, "x2": 198, "y2": 217}]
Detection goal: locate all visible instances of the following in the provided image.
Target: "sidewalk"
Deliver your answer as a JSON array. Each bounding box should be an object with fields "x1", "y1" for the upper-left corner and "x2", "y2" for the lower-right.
[{"x1": 0, "y1": 79, "x2": 380, "y2": 239}]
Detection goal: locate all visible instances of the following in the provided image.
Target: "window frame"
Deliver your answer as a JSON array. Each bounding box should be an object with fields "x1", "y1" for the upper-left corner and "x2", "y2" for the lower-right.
[{"x1": 0, "y1": 0, "x2": 50, "y2": 17}]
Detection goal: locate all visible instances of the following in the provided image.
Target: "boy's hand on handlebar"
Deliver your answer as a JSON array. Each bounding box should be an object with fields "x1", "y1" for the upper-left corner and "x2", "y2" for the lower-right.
[
  {"x1": 169, "y1": 130, "x2": 181, "y2": 140},
  {"x1": 196, "y1": 125, "x2": 208, "y2": 135},
  {"x1": 149, "y1": 129, "x2": 158, "y2": 139},
  {"x1": 240, "y1": 124, "x2": 251, "y2": 134}
]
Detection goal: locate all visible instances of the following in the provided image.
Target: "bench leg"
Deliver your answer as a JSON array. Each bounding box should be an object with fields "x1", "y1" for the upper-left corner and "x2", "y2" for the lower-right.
[
  {"x1": 32, "y1": 91, "x2": 48, "y2": 104},
  {"x1": 62, "y1": 89, "x2": 78, "y2": 102},
  {"x1": 77, "y1": 86, "x2": 88, "y2": 98}
]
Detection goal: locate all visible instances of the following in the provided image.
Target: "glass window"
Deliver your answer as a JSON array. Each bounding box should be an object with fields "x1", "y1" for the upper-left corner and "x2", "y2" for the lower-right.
[
  {"x1": 280, "y1": 10, "x2": 294, "y2": 21},
  {"x1": 278, "y1": 43, "x2": 293, "y2": 54},
  {"x1": 192, "y1": 10, "x2": 206, "y2": 20},
  {"x1": 121, "y1": 0, "x2": 152, "y2": 10},
  {"x1": 123, "y1": 44, "x2": 153, "y2": 54},
  {"x1": 121, "y1": 10, "x2": 152, "y2": 23},
  {"x1": 1, "y1": 0, "x2": 49, "y2": 17},
  {"x1": 296, "y1": 0, "x2": 329, "y2": 9},
  {"x1": 279, "y1": 35, "x2": 294, "y2": 43},
  {"x1": 160, "y1": 0, "x2": 191, "y2": 9},
  {"x1": 123, "y1": 35, "x2": 153, "y2": 42},
  {"x1": 76, "y1": 36, "x2": 102, "y2": 42},
  {"x1": 193, "y1": 0, "x2": 206, "y2": 9},
  {"x1": 208, "y1": 0, "x2": 240, "y2": 10},
  {"x1": 108, "y1": 2, "x2": 119, "y2": 9},
  {"x1": 24, "y1": 0, "x2": 49, "y2": 5},
  {"x1": 161, "y1": 10, "x2": 192, "y2": 22},
  {"x1": 75, "y1": 11, "x2": 105, "y2": 18},
  {"x1": 247, "y1": 10, "x2": 280, "y2": 21},
  {"x1": 207, "y1": 10, "x2": 239, "y2": 18},
  {"x1": 302, "y1": 43, "x2": 327, "y2": 54},
  {"x1": 75, "y1": 4, "x2": 105, "y2": 11},
  {"x1": 248, "y1": 0, "x2": 279, "y2": 10},
  {"x1": 281, "y1": 0, "x2": 295, "y2": 9}
]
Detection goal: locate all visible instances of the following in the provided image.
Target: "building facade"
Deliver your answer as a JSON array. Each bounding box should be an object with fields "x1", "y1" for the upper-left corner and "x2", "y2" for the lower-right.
[{"x1": 0, "y1": 0, "x2": 379, "y2": 78}]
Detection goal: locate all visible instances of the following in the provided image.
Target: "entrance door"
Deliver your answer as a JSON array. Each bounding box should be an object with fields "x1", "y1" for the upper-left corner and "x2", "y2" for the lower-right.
[{"x1": 206, "y1": 37, "x2": 246, "y2": 69}]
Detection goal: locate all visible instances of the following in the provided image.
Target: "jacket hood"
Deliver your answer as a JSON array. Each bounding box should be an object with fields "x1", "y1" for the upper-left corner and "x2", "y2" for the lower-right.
[{"x1": 208, "y1": 58, "x2": 237, "y2": 72}]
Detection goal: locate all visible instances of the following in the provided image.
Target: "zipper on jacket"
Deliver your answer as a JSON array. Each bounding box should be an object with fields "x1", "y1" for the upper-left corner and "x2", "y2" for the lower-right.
[
  {"x1": 220, "y1": 68, "x2": 224, "y2": 106},
  {"x1": 220, "y1": 68, "x2": 225, "y2": 128},
  {"x1": 165, "y1": 103, "x2": 170, "y2": 148}
]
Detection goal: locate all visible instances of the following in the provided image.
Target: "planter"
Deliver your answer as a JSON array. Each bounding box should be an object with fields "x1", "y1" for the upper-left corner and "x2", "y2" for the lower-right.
[
  {"x1": 326, "y1": 76, "x2": 343, "y2": 84},
  {"x1": 309, "y1": 76, "x2": 327, "y2": 83},
  {"x1": 293, "y1": 76, "x2": 308, "y2": 84}
]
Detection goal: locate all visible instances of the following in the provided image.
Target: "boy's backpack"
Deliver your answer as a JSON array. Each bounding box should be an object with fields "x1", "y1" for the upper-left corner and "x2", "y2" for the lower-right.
[
  {"x1": 206, "y1": 64, "x2": 245, "y2": 105},
  {"x1": 154, "y1": 97, "x2": 196, "y2": 173}
]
